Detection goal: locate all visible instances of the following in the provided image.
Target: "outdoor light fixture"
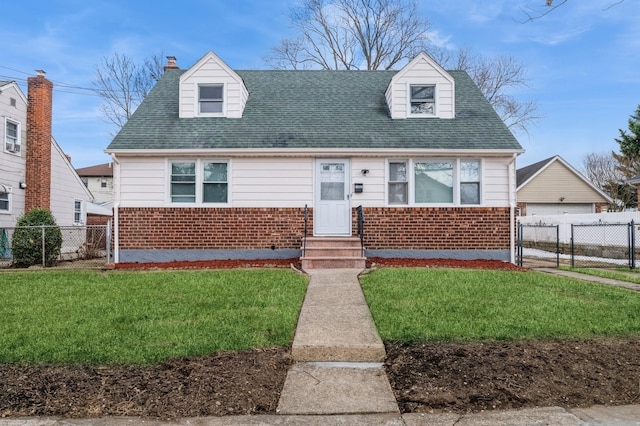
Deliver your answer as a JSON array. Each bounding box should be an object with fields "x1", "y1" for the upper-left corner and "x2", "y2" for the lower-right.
[
  {"x1": 361, "y1": 169, "x2": 369, "y2": 175},
  {"x1": 19, "y1": 182, "x2": 27, "y2": 189},
  {"x1": 559, "y1": 196, "x2": 565, "y2": 202}
]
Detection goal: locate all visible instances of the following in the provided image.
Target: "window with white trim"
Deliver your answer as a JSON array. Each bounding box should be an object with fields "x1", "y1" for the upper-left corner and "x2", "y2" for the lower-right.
[
  {"x1": 386, "y1": 159, "x2": 482, "y2": 206},
  {"x1": 169, "y1": 160, "x2": 229, "y2": 204},
  {"x1": 415, "y1": 160, "x2": 454, "y2": 203},
  {"x1": 409, "y1": 85, "x2": 435, "y2": 116},
  {"x1": 460, "y1": 160, "x2": 481, "y2": 205},
  {"x1": 388, "y1": 160, "x2": 408, "y2": 205},
  {"x1": 4, "y1": 119, "x2": 20, "y2": 154},
  {"x1": 0, "y1": 188, "x2": 11, "y2": 213},
  {"x1": 74, "y1": 199, "x2": 83, "y2": 224},
  {"x1": 199, "y1": 84, "x2": 223, "y2": 114}
]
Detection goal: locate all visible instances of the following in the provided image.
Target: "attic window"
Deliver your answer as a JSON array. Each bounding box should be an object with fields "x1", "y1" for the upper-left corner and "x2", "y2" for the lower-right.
[
  {"x1": 410, "y1": 85, "x2": 435, "y2": 116},
  {"x1": 199, "y1": 84, "x2": 223, "y2": 114}
]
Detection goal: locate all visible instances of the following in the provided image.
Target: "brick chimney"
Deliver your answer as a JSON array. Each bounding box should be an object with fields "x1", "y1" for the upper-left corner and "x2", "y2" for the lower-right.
[
  {"x1": 25, "y1": 70, "x2": 53, "y2": 212},
  {"x1": 163, "y1": 56, "x2": 179, "y2": 71}
]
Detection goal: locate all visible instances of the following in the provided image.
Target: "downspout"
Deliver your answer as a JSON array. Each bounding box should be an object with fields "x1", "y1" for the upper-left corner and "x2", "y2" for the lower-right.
[
  {"x1": 109, "y1": 153, "x2": 120, "y2": 263},
  {"x1": 508, "y1": 153, "x2": 517, "y2": 264}
]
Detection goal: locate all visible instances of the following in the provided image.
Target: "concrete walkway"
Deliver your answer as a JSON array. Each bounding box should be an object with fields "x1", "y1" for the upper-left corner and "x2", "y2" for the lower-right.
[
  {"x1": 277, "y1": 268, "x2": 398, "y2": 415},
  {"x1": 535, "y1": 267, "x2": 640, "y2": 292}
]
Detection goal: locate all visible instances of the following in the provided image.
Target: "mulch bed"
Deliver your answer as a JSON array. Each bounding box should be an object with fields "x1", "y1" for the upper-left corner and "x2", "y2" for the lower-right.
[{"x1": 2, "y1": 259, "x2": 639, "y2": 418}]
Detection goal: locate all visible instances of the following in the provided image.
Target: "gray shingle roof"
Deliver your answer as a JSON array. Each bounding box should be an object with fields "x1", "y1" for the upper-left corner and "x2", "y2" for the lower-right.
[{"x1": 107, "y1": 69, "x2": 522, "y2": 151}]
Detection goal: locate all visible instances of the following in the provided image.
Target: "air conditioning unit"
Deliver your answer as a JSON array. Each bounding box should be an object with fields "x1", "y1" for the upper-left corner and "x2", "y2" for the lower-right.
[{"x1": 6, "y1": 143, "x2": 20, "y2": 153}]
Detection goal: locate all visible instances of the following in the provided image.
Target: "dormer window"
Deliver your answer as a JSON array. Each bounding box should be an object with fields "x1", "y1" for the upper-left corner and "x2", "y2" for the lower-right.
[
  {"x1": 199, "y1": 84, "x2": 223, "y2": 114},
  {"x1": 410, "y1": 85, "x2": 435, "y2": 116}
]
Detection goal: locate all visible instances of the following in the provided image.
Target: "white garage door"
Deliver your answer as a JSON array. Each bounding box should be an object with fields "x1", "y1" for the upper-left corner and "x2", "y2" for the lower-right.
[{"x1": 526, "y1": 203, "x2": 593, "y2": 215}]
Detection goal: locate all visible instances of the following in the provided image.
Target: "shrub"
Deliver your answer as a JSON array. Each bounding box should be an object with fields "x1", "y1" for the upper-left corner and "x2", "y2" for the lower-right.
[{"x1": 11, "y1": 209, "x2": 62, "y2": 267}]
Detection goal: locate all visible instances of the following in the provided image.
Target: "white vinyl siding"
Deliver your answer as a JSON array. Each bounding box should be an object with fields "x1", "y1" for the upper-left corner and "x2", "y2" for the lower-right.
[
  {"x1": 114, "y1": 155, "x2": 513, "y2": 209},
  {"x1": 386, "y1": 54, "x2": 455, "y2": 119},
  {"x1": 49, "y1": 140, "x2": 93, "y2": 227},
  {"x1": 0, "y1": 82, "x2": 27, "y2": 227},
  {"x1": 179, "y1": 52, "x2": 248, "y2": 118}
]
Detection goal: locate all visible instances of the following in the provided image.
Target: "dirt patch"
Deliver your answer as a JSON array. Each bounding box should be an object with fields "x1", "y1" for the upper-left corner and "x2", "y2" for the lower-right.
[
  {"x1": 0, "y1": 348, "x2": 290, "y2": 419},
  {"x1": 2, "y1": 259, "x2": 639, "y2": 419},
  {"x1": 386, "y1": 338, "x2": 640, "y2": 414}
]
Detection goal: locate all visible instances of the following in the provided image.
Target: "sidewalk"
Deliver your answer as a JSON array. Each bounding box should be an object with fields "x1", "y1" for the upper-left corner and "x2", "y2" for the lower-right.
[{"x1": 2, "y1": 267, "x2": 639, "y2": 425}]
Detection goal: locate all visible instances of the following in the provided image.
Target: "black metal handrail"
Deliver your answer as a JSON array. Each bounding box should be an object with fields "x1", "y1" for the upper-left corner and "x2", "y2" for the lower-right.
[
  {"x1": 356, "y1": 205, "x2": 364, "y2": 257},
  {"x1": 303, "y1": 204, "x2": 308, "y2": 257}
]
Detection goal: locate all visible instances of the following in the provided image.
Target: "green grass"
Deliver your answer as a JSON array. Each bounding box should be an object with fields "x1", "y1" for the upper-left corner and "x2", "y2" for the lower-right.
[
  {"x1": 559, "y1": 265, "x2": 640, "y2": 284},
  {"x1": 0, "y1": 269, "x2": 307, "y2": 365},
  {"x1": 361, "y1": 268, "x2": 640, "y2": 342}
]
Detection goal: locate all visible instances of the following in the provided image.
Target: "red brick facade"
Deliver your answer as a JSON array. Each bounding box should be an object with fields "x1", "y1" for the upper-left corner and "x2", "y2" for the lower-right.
[
  {"x1": 117, "y1": 207, "x2": 310, "y2": 250},
  {"x1": 25, "y1": 73, "x2": 53, "y2": 212},
  {"x1": 117, "y1": 206, "x2": 511, "y2": 251},
  {"x1": 354, "y1": 207, "x2": 511, "y2": 250}
]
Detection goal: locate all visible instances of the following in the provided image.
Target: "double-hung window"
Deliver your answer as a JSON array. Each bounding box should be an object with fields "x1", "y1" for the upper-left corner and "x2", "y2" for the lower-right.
[
  {"x1": 387, "y1": 159, "x2": 481, "y2": 205},
  {"x1": 203, "y1": 162, "x2": 228, "y2": 203},
  {"x1": 171, "y1": 162, "x2": 197, "y2": 203},
  {"x1": 5, "y1": 119, "x2": 20, "y2": 154},
  {"x1": 410, "y1": 85, "x2": 435, "y2": 116},
  {"x1": 0, "y1": 189, "x2": 10, "y2": 213},
  {"x1": 170, "y1": 160, "x2": 228, "y2": 204},
  {"x1": 73, "y1": 200, "x2": 83, "y2": 224},
  {"x1": 460, "y1": 160, "x2": 481, "y2": 205},
  {"x1": 199, "y1": 84, "x2": 223, "y2": 114},
  {"x1": 388, "y1": 161, "x2": 408, "y2": 204}
]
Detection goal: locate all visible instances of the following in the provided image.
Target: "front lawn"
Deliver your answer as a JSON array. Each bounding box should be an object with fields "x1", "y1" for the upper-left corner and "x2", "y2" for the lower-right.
[
  {"x1": 360, "y1": 268, "x2": 640, "y2": 342},
  {"x1": 0, "y1": 269, "x2": 307, "y2": 364}
]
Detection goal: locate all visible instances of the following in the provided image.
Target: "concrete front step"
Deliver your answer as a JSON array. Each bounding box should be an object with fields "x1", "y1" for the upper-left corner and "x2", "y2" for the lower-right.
[
  {"x1": 301, "y1": 236, "x2": 366, "y2": 270},
  {"x1": 301, "y1": 257, "x2": 366, "y2": 270}
]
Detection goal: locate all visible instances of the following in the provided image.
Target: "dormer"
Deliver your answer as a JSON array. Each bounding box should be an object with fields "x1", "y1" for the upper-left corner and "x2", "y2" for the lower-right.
[
  {"x1": 385, "y1": 52, "x2": 455, "y2": 120},
  {"x1": 179, "y1": 51, "x2": 248, "y2": 119}
]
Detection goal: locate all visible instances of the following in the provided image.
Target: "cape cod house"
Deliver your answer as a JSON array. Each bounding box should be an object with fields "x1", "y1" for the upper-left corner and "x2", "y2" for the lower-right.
[{"x1": 105, "y1": 51, "x2": 523, "y2": 266}]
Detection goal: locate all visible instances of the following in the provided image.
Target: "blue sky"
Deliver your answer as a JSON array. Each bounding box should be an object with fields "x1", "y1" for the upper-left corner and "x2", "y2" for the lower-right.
[{"x1": 2, "y1": 0, "x2": 639, "y2": 169}]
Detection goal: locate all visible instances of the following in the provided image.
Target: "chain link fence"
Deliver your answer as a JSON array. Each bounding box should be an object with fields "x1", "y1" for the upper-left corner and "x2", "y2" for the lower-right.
[
  {"x1": 517, "y1": 220, "x2": 639, "y2": 269},
  {"x1": 0, "y1": 222, "x2": 111, "y2": 269}
]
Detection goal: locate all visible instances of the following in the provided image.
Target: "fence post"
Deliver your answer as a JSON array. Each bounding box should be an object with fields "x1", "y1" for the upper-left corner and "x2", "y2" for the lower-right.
[
  {"x1": 106, "y1": 219, "x2": 112, "y2": 264},
  {"x1": 631, "y1": 220, "x2": 636, "y2": 270},
  {"x1": 570, "y1": 224, "x2": 575, "y2": 268},
  {"x1": 41, "y1": 225, "x2": 46, "y2": 267},
  {"x1": 516, "y1": 221, "x2": 521, "y2": 266},
  {"x1": 556, "y1": 225, "x2": 560, "y2": 268}
]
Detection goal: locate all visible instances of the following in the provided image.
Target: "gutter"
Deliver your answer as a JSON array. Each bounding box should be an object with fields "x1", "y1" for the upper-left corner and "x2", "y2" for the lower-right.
[
  {"x1": 508, "y1": 153, "x2": 518, "y2": 264},
  {"x1": 109, "y1": 153, "x2": 120, "y2": 263}
]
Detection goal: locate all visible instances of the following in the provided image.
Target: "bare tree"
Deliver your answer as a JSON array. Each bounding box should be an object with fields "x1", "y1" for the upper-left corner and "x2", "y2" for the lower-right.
[
  {"x1": 92, "y1": 52, "x2": 164, "y2": 129},
  {"x1": 518, "y1": 0, "x2": 625, "y2": 22},
  {"x1": 431, "y1": 48, "x2": 540, "y2": 133},
  {"x1": 582, "y1": 152, "x2": 635, "y2": 210},
  {"x1": 264, "y1": 0, "x2": 430, "y2": 70}
]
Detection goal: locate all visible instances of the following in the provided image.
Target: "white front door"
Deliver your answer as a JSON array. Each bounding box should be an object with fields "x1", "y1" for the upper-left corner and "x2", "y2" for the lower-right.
[{"x1": 314, "y1": 159, "x2": 351, "y2": 235}]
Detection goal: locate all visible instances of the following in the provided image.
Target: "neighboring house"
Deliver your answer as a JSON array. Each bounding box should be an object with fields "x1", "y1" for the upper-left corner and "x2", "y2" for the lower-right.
[
  {"x1": 105, "y1": 51, "x2": 524, "y2": 264},
  {"x1": 516, "y1": 155, "x2": 611, "y2": 216},
  {"x1": 76, "y1": 162, "x2": 114, "y2": 203},
  {"x1": 0, "y1": 73, "x2": 93, "y2": 229}
]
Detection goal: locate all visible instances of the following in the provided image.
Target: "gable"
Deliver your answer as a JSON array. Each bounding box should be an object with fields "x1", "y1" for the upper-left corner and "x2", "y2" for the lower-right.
[
  {"x1": 178, "y1": 51, "x2": 248, "y2": 119},
  {"x1": 517, "y1": 159, "x2": 610, "y2": 203},
  {"x1": 386, "y1": 52, "x2": 455, "y2": 119}
]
